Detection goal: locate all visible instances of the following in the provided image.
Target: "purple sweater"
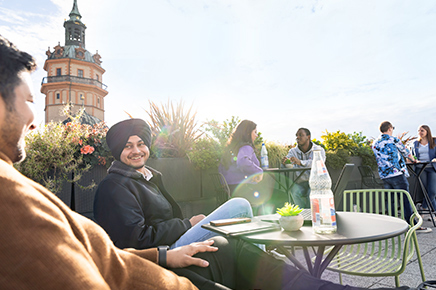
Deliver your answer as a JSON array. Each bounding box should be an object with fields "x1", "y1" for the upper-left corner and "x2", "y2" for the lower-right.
[{"x1": 219, "y1": 145, "x2": 263, "y2": 185}]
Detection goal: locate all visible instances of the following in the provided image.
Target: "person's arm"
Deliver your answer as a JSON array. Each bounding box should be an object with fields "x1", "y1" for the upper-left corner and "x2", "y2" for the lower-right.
[
  {"x1": 1, "y1": 176, "x2": 196, "y2": 290},
  {"x1": 236, "y1": 145, "x2": 263, "y2": 176},
  {"x1": 125, "y1": 239, "x2": 218, "y2": 268},
  {"x1": 94, "y1": 179, "x2": 191, "y2": 249},
  {"x1": 394, "y1": 137, "x2": 416, "y2": 163},
  {"x1": 282, "y1": 148, "x2": 294, "y2": 164}
]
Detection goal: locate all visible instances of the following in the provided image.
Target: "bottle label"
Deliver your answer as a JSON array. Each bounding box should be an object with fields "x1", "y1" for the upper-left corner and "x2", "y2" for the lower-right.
[
  {"x1": 316, "y1": 160, "x2": 328, "y2": 176},
  {"x1": 261, "y1": 156, "x2": 269, "y2": 169},
  {"x1": 310, "y1": 196, "x2": 336, "y2": 226},
  {"x1": 311, "y1": 198, "x2": 320, "y2": 226}
]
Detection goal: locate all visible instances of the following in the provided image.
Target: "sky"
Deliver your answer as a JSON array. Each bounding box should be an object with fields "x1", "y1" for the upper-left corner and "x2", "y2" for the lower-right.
[{"x1": 1, "y1": 0, "x2": 436, "y2": 144}]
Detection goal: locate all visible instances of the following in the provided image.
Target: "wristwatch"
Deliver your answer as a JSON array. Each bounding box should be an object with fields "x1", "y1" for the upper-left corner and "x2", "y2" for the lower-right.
[{"x1": 157, "y1": 245, "x2": 170, "y2": 268}]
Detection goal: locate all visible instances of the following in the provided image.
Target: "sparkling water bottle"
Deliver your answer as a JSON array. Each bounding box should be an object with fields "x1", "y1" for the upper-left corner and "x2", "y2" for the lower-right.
[
  {"x1": 309, "y1": 149, "x2": 337, "y2": 234},
  {"x1": 260, "y1": 143, "x2": 269, "y2": 169}
]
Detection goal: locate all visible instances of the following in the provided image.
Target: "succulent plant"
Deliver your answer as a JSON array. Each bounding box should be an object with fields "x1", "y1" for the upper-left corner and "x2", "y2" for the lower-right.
[{"x1": 276, "y1": 203, "x2": 303, "y2": 217}]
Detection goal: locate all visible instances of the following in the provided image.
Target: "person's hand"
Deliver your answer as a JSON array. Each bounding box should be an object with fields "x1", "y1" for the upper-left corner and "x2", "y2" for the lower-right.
[
  {"x1": 281, "y1": 157, "x2": 289, "y2": 165},
  {"x1": 167, "y1": 240, "x2": 218, "y2": 268},
  {"x1": 290, "y1": 157, "x2": 301, "y2": 166},
  {"x1": 189, "y1": 214, "x2": 206, "y2": 226}
]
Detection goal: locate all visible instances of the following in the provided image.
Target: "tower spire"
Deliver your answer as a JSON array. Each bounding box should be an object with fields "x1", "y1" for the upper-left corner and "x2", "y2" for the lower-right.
[
  {"x1": 64, "y1": 0, "x2": 86, "y2": 47},
  {"x1": 68, "y1": 0, "x2": 82, "y2": 23}
]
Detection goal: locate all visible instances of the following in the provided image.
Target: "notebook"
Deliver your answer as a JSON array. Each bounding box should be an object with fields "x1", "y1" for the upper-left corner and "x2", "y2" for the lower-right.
[
  {"x1": 260, "y1": 209, "x2": 312, "y2": 225},
  {"x1": 202, "y1": 220, "x2": 281, "y2": 237}
]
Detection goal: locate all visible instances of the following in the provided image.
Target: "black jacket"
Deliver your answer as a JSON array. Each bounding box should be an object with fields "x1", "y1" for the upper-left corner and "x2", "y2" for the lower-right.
[{"x1": 94, "y1": 160, "x2": 191, "y2": 249}]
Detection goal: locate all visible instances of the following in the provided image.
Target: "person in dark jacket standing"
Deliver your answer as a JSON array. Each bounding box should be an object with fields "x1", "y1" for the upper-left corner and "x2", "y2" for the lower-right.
[{"x1": 94, "y1": 118, "x2": 253, "y2": 249}]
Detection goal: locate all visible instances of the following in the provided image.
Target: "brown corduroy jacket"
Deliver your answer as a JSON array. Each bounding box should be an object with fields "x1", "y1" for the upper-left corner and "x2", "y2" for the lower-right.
[{"x1": 0, "y1": 152, "x2": 197, "y2": 290}]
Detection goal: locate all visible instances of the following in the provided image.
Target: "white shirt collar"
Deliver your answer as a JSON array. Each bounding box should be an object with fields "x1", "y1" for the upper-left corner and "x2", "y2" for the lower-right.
[{"x1": 137, "y1": 167, "x2": 153, "y2": 181}]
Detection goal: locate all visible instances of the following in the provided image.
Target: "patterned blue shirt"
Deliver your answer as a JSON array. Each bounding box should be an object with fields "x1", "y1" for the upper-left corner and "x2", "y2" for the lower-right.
[{"x1": 372, "y1": 134, "x2": 410, "y2": 179}]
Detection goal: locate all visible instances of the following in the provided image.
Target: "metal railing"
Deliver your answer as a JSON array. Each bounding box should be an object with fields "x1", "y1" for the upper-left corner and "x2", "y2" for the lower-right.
[{"x1": 41, "y1": 75, "x2": 108, "y2": 90}]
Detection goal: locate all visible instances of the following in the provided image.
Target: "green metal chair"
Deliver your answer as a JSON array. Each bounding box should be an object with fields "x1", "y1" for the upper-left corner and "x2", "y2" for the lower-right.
[{"x1": 315, "y1": 189, "x2": 426, "y2": 287}]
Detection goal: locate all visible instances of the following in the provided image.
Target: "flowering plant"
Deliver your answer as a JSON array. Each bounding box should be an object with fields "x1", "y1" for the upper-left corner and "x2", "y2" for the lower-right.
[
  {"x1": 65, "y1": 120, "x2": 112, "y2": 168},
  {"x1": 15, "y1": 109, "x2": 112, "y2": 194}
]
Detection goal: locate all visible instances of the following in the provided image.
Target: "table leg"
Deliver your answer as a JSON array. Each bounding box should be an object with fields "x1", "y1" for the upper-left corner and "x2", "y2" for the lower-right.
[
  {"x1": 287, "y1": 169, "x2": 309, "y2": 205},
  {"x1": 277, "y1": 245, "x2": 310, "y2": 274},
  {"x1": 318, "y1": 245, "x2": 342, "y2": 277}
]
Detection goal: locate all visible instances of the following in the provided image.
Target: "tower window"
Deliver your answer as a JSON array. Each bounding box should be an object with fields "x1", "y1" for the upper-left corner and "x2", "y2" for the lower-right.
[
  {"x1": 78, "y1": 69, "x2": 83, "y2": 78},
  {"x1": 56, "y1": 93, "x2": 60, "y2": 100},
  {"x1": 96, "y1": 75, "x2": 99, "y2": 81},
  {"x1": 56, "y1": 68, "x2": 61, "y2": 76},
  {"x1": 98, "y1": 97, "x2": 100, "y2": 104}
]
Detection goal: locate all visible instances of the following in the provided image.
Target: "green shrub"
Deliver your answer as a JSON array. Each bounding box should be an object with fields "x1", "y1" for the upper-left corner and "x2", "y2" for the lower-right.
[
  {"x1": 187, "y1": 137, "x2": 222, "y2": 170},
  {"x1": 321, "y1": 130, "x2": 376, "y2": 170},
  {"x1": 264, "y1": 141, "x2": 289, "y2": 168},
  {"x1": 204, "y1": 116, "x2": 241, "y2": 147},
  {"x1": 325, "y1": 149, "x2": 350, "y2": 170}
]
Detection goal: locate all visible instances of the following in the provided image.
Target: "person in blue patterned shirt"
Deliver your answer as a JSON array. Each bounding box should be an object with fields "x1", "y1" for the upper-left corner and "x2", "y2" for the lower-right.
[{"x1": 372, "y1": 121, "x2": 431, "y2": 233}]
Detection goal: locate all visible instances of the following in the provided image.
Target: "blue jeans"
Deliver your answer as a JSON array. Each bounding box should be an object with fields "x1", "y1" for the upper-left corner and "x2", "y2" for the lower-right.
[
  {"x1": 382, "y1": 174, "x2": 413, "y2": 223},
  {"x1": 291, "y1": 181, "x2": 311, "y2": 208},
  {"x1": 417, "y1": 166, "x2": 436, "y2": 211},
  {"x1": 171, "y1": 197, "x2": 253, "y2": 249}
]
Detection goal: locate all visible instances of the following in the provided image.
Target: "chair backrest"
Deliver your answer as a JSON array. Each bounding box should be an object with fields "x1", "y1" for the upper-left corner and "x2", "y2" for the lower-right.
[
  {"x1": 343, "y1": 189, "x2": 421, "y2": 225},
  {"x1": 358, "y1": 165, "x2": 382, "y2": 188},
  {"x1": 332, "y1": 163, "x2": 354, "y2": 211},
  {"x1": 338, "y1": 189, "x2": 425, "y2": 284},
  {"x1": 210, "y1": 173, "x2": 231, "y2": 206}
]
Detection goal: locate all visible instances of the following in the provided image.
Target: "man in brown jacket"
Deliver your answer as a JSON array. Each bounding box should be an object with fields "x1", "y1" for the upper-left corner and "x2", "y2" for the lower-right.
[{"x1": 0, "y1": 34, "x2": 416, "y2": 290}]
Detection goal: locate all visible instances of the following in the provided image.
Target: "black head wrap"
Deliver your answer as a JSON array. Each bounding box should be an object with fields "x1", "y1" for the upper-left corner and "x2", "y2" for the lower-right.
[{"x1": 106, "y1": 119, "x2": 152, "y2": 161}]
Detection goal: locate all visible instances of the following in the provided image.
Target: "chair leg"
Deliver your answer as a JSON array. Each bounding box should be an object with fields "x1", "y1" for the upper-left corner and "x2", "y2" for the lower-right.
[
  {"x1": 395, "y1": 275, "x2": 400, "y2": 287},
  {"x1": 339, "y1": 273, "x2": 343, "y2": 285},
  {"x1": 413, "y1": 232, "x2": 427, "y2": 283}
]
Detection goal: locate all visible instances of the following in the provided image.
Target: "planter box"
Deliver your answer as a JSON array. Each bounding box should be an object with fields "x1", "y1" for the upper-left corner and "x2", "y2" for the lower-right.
[
  {"x1": 37, "y1": 172, "x2": 73, "y2": 208},
  {"x1": 147, "y1": 158, "x2": 202, "y2": 201},
  {"x1": 74, "y1": 165, "x2": 108, "y2": 221},
  {"x1": 147, "y1": 158, "x2": 217, "y2": 215}
]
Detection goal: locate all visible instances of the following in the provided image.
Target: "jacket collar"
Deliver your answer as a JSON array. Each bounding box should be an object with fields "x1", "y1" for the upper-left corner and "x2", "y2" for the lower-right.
[{"x1": 108, "y1": 160, "x2": 161, "y2": 179}]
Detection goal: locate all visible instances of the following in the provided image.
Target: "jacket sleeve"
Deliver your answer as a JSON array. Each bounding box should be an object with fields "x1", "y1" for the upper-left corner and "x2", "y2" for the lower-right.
[
  {"x1": 394, "y1": 137, "x2": 411, "y2": 158},
  {"x1": 0, "y1": 169, "x2": 197, "y2": 290},
  {"x1": 94, "y1": 179, "x2": 191, "y2": 249},
  {"x1": 236, "y1": 145, "x2": 263, "y2": 177}
]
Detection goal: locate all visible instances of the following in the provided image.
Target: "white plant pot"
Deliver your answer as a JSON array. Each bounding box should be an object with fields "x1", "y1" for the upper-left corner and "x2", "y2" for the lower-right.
[
  {"x1": 285, "y1": 164, "x2": 294, "y2": 168},
  {"x1": 279, "y1": 215, "x2": 304, "y2": 231}
]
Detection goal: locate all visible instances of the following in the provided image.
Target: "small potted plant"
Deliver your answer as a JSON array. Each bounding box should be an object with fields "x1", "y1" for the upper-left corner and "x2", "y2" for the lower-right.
[
  {"x1": 284, "y1": 158, "x2": 294, "y2": 168},
  {"x1": 276, "y1": 203, "x2": 304, "y2": 231}
]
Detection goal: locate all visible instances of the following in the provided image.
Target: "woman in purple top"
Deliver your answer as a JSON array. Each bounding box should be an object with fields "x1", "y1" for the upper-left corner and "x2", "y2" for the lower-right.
[
  {"x1": 413, "y1": 125, "x2": 436, "y2": 216},
  {"x1": 219, "y1": 120, "x2": 284, "y2": 214},
  {"x1": 219, "y1": 120, "x2": 263, "y2": 186}
]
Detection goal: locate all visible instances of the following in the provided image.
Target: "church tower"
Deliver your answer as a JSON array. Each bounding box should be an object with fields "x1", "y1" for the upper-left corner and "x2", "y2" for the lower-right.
[{"x1": 41, "y1": 0, "x2": 108, "y2": 123}]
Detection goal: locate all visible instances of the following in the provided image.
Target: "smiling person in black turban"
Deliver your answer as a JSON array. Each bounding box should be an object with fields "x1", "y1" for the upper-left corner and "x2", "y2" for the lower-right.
[
  {"x1": 106, "y1": 118, "x2": 152, "y2": 161},
  {"x1": 94, "y1": 118, "x2": 253, "y2": 251}
]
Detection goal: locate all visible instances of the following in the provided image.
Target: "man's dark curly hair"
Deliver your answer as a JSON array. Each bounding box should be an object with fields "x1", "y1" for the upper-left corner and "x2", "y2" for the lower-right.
[{"x1": 0, "y1": 35, "x2": 36, "y2": 111}]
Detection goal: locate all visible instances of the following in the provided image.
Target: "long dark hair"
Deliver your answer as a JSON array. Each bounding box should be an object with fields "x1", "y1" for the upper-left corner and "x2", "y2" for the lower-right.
[
  {"x1": 221, "y1": 120, "x2": 257, "y2": 169},
  {"x1": 419, "y1": 125, "x2": 435, "y2": 149}
]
